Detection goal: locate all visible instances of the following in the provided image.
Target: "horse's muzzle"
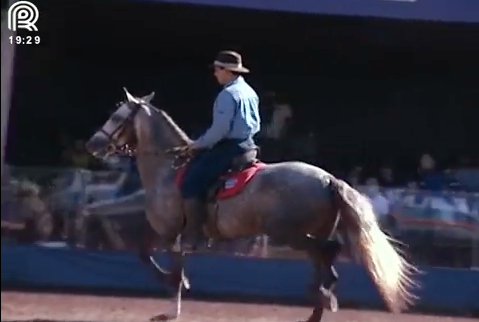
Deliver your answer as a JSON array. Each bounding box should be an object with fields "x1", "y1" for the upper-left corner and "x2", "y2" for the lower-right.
[{"x1": 85, "y1": 134, "x2": 111, "y2": 158}]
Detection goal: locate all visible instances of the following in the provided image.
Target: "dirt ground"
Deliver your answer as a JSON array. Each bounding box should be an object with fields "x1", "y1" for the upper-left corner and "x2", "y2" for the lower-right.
[{"x1": 1, "y1": 291, "x2": 476, "y2": 322}]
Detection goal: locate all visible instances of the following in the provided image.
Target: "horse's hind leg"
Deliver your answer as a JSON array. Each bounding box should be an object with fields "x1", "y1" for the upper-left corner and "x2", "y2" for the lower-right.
[
  {"x1": 286, "y1": 235, "x2": 341, "y2": 322},
  {"x1": 303, "y1": 239, "x2": 341, "y2": 322},
  {"x1": 310, "y1": 242, "x2": 340, "y2": 308}
]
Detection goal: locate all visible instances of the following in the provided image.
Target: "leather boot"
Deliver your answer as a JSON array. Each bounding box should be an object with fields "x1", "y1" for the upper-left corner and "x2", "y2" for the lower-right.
[{"x1": 181, "y1": 198, "x2": 206, "y2": 251}]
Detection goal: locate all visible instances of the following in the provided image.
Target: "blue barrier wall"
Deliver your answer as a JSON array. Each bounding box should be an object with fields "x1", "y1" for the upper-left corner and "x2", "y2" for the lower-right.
[{"x1": 2, "y1": 245, "x2": 478, "y2": 312}]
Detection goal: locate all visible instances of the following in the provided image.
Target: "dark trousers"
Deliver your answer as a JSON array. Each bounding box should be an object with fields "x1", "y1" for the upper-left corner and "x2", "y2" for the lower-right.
[{"x1": 180, "y1": 140, "x2": 246, "y2": 199}]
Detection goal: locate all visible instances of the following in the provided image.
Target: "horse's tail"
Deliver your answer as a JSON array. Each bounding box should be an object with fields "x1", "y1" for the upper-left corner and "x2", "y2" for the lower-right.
[{"x1": 330, "y1": 177, "x2": 418, "y2": 313}]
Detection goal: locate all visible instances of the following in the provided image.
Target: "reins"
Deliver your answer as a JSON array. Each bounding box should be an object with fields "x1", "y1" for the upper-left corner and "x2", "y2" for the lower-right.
[{"x1": 114, "y1": 144, "x2": 192, "y2": 170}]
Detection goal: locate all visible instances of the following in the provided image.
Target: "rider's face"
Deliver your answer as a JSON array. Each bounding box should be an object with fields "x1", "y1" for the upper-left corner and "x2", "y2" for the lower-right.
[{"x1": 213, "y1": 66, "x2": 230, "y2": 85}]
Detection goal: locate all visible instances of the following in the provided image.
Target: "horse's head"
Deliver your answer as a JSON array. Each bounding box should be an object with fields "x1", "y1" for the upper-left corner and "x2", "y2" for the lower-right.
[
  {"x1": 85, "y1": 88, "x2": 155, "y2": 159},
  {"x1": 86, "y1": 88, "x2": 191, "y2": 163}
]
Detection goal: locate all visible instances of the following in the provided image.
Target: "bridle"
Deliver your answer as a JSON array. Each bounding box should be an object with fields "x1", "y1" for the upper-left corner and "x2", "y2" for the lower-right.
[
  {"x1": 96, "y1": 100, "x2": 193, "y2": 169},
  {"x1": 94, "y1": 100, "x2": 141, "y2": 157}
]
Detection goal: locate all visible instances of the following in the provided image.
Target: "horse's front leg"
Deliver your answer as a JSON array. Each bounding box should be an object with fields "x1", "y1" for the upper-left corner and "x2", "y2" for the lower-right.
[
  {"x1": 150, "y1": 236, "x2": 190, "y2": 322},
  {"x1": 138, "y1": 224, "x2": 171, "y2": 283}
]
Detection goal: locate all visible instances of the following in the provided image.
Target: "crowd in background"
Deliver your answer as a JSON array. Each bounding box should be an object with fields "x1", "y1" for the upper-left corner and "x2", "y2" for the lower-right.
[
  {"x1": 2, "y1": 86, "x2": 478, "y2": 269},
  {"x1": 51, "y1": 90, "x2": 479, "y2": 193}
]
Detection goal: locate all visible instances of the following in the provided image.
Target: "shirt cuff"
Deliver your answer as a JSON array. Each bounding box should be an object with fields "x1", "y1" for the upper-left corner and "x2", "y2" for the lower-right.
[{"x1": 192, "y1": 139, "x2": 205, "y2": 149}]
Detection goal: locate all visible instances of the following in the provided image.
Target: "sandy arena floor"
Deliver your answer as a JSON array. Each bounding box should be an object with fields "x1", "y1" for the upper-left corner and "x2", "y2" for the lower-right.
[{"x1": 1, "y1": 291, "x2": 476, "y2": 322}]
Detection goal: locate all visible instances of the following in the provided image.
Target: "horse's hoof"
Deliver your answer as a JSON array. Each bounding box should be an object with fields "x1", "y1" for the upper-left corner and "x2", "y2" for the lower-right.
[
  {"x1": 329, "y1": 294, "x2": 338, "y2": 312},
  {"x1": 182, "y1": 274, "x2": 191, "y2": 290},
  {"x1": 149, "y1": 313, "x2": 177, "y2": 321},
  {"x1": 320, "y1": 291, "x2": 338, "y2": 312}
]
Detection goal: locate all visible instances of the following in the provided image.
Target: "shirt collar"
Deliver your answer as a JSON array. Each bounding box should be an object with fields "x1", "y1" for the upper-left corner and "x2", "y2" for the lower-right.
[{"x1": 224, "y1": 75, "x2": 243, "y2": 88}]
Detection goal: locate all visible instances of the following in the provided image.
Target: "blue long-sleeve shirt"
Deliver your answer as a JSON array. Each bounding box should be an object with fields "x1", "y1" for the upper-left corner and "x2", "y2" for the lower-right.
[{"x1": 193, "y1": 76, "x2": 260, "y2": 149}]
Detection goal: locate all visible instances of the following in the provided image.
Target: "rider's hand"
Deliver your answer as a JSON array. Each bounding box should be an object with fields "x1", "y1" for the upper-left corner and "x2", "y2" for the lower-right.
[
  {"x1": 168, "y1": 141, "x2": 196, "y2": 157},
  {"x1": 180, "y1": 142, "x2": 195, "y2": 154},
  {"x1": 172, "y1": 143, "x2": 195, "y2": 156},
  {"x1": 186, "y1": 142, "x2": 196, "y2": 151}
]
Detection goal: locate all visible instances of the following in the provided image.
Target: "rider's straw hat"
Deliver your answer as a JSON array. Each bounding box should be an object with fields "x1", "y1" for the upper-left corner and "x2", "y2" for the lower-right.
[{"x1": 211, "y1": 51, "x2": 250, "y2": 74}]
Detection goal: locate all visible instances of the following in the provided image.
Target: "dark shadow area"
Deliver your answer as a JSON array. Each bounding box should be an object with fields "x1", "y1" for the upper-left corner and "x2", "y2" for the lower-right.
[{"x1": 7, "y1": 0, "x2": 479, "y2": 170}]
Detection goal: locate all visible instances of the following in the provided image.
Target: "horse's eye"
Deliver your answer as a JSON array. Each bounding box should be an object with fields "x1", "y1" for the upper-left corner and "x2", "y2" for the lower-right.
[{"x1": 110, "y1": 114, "x2": 125, "y2": 124}]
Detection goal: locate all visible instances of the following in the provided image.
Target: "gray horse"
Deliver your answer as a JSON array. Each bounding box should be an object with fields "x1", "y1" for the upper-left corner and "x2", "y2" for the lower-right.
[{"x1": 85, "y1": 89, "x2": 416, "y2": 322}]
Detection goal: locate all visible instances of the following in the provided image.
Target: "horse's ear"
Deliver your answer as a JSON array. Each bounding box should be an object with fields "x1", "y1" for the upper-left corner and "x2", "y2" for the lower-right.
[
  {"x1": 142, "y1": 92, "x2": 155, "y2": 103},
  {"x1": 123, "y1": 87, "x2": 136, "y2": 103}
]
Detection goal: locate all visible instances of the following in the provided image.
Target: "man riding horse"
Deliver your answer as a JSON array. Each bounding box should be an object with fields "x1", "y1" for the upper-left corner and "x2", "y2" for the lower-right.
[
  {"x1": 86, "y1": 57, "x2": 417, "y2": 320},
  {"x1": 179, "y1": 50, "x2": 261, "y2": 250}
]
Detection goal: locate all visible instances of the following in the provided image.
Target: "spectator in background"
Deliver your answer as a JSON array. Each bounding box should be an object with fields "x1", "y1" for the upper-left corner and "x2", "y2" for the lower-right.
[
  {"x1": 258, "y1": 92, "x2": 293, "y2": 139},
  {"x1": 99, "y1": 154, "x2": 142, "y2": 198},
  {"x1": 259, "y1": 91, "x2": 276, "y2": 124},
  {"x1": 113, "y1": 157, "x2": 142, "y2": 197},
  {"x1": 55, "y1": 139, "x2": 99, "y2": 216},
  {"x1": 293, "y1": 130, "x2": 317, "y2": 164},
  {"x1": 2, "y1": 179, "x2": 54, "y2": 244},
  {"x1": 378, "y1": 166, "x2": 396, "y2": 187},
  {"x1": 346, "y1": 166, "x2": 363, "y2": 187},
  {"x1": 407, "y1": 180, "x2": 419, "y2": 190},
  {"x1": 364, "y1": 177, "x2": 390, "y2": 222},
  {"x1": 63, "y1": 139, "x2": 95, "y2": 169},
  {"x1": 417, "y1": 153, "x2": 448, "y2": 191},
  {"x1": 265, "y1": 101, "x2": 293, "y2": 140},
  {"x1": 257, "y1": 93, "x2": 293, "y2": 162}
]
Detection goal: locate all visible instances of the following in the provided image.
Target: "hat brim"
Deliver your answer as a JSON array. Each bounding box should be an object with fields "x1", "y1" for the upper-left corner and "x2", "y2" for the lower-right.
[{"x1": 211, "y1": 61, "x2": 250, "y2": 73}]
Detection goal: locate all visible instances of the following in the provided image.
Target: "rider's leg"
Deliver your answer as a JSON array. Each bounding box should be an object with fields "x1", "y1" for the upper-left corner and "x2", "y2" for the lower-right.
[
  {"x1": 180, "y1": 155, "x2": 210, "y2": 249},
  {"x1": 180, "y1": 144, "x2": 241, "y2": 249},
  {"x1": 181, "y1": 198, "x2": 207, "y2": 248}
]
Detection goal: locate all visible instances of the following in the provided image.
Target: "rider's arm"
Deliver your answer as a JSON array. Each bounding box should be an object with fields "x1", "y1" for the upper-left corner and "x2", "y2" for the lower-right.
[{"x1": 192, "y1": 91, "x2": 236, "y2": 149}]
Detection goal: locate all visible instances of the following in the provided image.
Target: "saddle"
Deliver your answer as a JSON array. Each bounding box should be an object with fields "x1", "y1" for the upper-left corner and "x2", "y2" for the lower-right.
[
  {"x1": 175, "y1": 148, "x2": 266, "y2": 201},
  {"x1": 229, "y1": 148, "x2": 258, "y2": 172},
  {"x1": 208, "y1": 148, "x2": 261, "y2": 200}
]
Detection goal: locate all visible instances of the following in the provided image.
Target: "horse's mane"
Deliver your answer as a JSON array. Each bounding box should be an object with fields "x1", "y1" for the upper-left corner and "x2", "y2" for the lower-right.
[{"x1": 147, "y1": 103, "x2": 191, "y2": 144}]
